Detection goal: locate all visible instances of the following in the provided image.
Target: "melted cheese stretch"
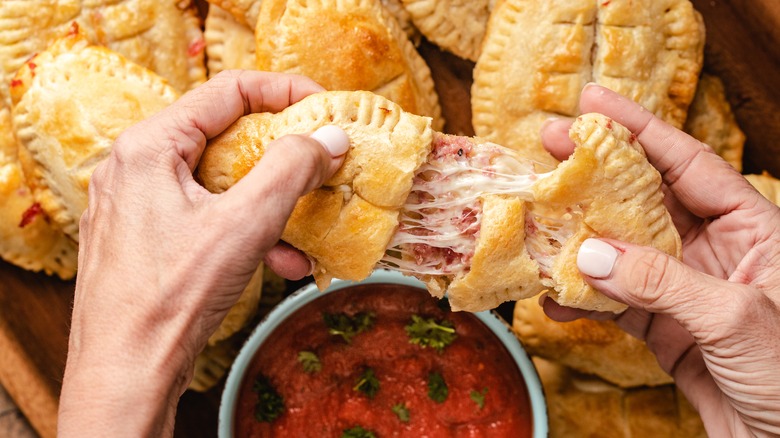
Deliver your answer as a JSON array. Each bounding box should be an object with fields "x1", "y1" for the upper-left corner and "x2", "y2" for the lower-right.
[
  {"x1": 380, "y1": 140, "x2": 552, "y2": 277},
  {"x1": 524, "y1": 212, "x2": 578, "y2": 277}
]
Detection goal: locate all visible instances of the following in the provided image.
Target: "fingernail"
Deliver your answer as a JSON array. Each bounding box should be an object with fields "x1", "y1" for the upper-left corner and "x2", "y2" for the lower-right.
[
  {"x1": 583, "y1": 82, "x2": 607, "y2": 96},
  {"x1": 540, "y1": 117, "x2": 559, "y2": 131},
  {"x1": 310, "y1": 125, "x2": 350, "y2": 157},
  {"x1": 537, "y1": 293, "x2": 548, "y2": 307},
  {"x1": 306, "y1": 255, "x2": 317, "y2": 276},
  {"x1": 577, "y1": 238, "x2": 618, "y2": 278}
]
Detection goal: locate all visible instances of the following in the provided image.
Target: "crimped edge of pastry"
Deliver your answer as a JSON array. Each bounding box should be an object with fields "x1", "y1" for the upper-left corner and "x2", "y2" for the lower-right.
[
  {"x1": 10, "y1": 30, "x2": 179, "y2": 241},
  {"x1": 400, "y1": 0, "x2": 491, "y2": 61},
  {"x1": 197, "y1": 90, "x2": 433, "y2": 288},
  {"x1": 530, "y1": 113, "x2": 682, "y2": 312},
  {"x1": 204, "y1": 4, "x2": 256, "y2": 76}
]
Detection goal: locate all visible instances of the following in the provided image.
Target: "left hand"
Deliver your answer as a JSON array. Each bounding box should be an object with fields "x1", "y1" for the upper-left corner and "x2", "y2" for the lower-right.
[{"x1": 58, "y1": 70, "x2": 349, "y2": 437}]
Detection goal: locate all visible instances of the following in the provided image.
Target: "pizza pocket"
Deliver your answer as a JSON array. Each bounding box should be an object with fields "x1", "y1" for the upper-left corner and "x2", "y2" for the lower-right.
[{"x1": 198, "y1": 90, "x2": 681, "y2": 312}]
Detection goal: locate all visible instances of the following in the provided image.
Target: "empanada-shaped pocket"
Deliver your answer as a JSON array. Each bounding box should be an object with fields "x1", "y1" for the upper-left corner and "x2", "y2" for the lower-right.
[
  {"x1": 204, "y1": 4, "x2": 257, "y2": 76},
  {"x1": 255, "y1": 0, "x2": 443, "y2": 130},
  {"x1": 197, "y1": 90, "x2": 433, "y2": 288},
  {"x1": 0, "y1": 107, "x2": 78, "y2": 279},
  {"x1": 11, "y1": 32, "x2": 179, "y2": 242},
  {"x1": 0, "y1": 0, "x2": 206, "y2": 96},
  {"x1": 400, "y1": 0, "x2": 492, "y2": 61},
  {"x1": 473, "y1": 0, "x2": 704, "y2": 165},
  {"x1": 528, "y1": 113, "x2": 682, "y2": 312},
  {"x1": 513, "y1": 297, "x2": 673, "y2": 388}
]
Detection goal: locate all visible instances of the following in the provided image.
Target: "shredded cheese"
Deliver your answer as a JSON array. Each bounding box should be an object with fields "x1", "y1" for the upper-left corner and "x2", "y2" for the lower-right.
[
  {"x1": 379, "y1": 136, "x2": 551, "y2": 278},
  {"x1": 524, "y1": 211, "x2": 579, "y2": 277}
]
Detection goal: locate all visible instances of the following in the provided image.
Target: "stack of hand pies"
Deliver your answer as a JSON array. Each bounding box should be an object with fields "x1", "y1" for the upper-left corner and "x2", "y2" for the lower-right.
[{"x1": 1, "y1": 1, "x2": 778, "y2": 433}]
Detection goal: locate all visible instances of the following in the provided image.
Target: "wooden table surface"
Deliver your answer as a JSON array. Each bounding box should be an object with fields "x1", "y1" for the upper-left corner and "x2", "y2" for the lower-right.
[{"x1": 0, "y1": 1, "x2": 778, "y2": 437}]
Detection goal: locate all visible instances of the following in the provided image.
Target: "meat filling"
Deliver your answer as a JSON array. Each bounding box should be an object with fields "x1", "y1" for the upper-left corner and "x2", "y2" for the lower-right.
[{"x1": 380, "y1": 133, "x2": 549, "y2": 277}]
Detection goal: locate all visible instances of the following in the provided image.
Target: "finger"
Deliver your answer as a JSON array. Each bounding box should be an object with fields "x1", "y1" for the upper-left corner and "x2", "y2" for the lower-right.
[
  {"x1": 539, "y1": 117, "x2": 576, "y2": 161},
  {"x1": 578, "y1": 83, "x2": 755, "y2": 220},
  {"x1": 540, "y1": 294, "x2": 613, "y2": 322},
  {"x1": 217, "y1": 125, "x2": 350, "y2": 252},
  {"x1": 263, "y1": 242, "x2": 313, "y2": 280},
  {"x1": 576, "y1": 237, "x2": 756, "y2": 346},
  {"x1": 116, "y1": 70, "x2": 324, "y2": 171}
]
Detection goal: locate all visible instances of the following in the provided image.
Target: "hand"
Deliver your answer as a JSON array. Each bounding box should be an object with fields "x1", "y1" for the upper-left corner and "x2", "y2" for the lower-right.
[
  {"x1": 541, "y1": 84, "x2": 780, "y2": 436},
  {"x1": 58, "y1": 70, "x2": 350, "y2": 437}
]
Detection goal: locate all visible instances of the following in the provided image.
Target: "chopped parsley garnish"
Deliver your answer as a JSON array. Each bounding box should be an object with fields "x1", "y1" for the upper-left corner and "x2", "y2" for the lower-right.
[
  {"x1": 341, "y1": 426, "x2": 376, "y2": 438},
  {"x1": 323, "y1": 311, "x2": 375, "y2": 343},
  {"x1": 470, "y1": 387, "x2": 488, "y2": 409},
  {"x1": 297, "y1": 351, "x2": 322, "y2": 374},
  {"x1": 251, "y1": 374, "x2": 284, "y2": 423},
  {"x1": 392, "y1": 403, "x2": 410, "y2": 423},
  {"x1": 353, "y1": 368, "x2": 380, "y2": 398},
  {"x1": 427, "y1": 371, "x2": 448, "y2": 403},
  {"x1": 405, "y1": 315, "x2": 457, "y2": 352}
]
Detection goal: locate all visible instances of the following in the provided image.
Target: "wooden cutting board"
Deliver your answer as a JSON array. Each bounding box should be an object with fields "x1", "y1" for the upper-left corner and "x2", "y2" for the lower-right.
[{"x1": 0, "y1": 1, "x2": 778, "y2": 437}]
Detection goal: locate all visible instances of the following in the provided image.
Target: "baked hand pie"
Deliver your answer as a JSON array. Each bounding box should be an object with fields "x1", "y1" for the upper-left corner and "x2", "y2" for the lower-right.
[
  {"x1": 683, "y1": 74, "x2": 745, "y2": 172},
  {"x1": 0, "y1": 0, "x2": 206, "y2": 99},
  {"x1": 528, "y1": 113, "x2": 681, "y2": 312},
  {"x1": 254, "y1": 0, "x2": 443, "y2": 130},
  {"x1": 198, "y1": 90, "x2": 680, "y2": 313},
  {"x1": 533, "y1": 358, "x2": 705, "y2": 437},
  {"x1": 513, "y1": 297, "x2": 672, "y2": 388},
  {"x1": 204, "y1": 4, "x2": 257, "y2": 76},
  {"x1": 206, "y1": 0, "x2": 418, "y2": 40},
  {"x1": 0, "y1": 107, "x2": 78, "y2": 279},
  {"x1": 11, "y1": 31, "x2": 180, "y2": 242},
  {"x1": 400, "y1": 0, "x2": 493, "y2": 61},
  {"x1": 472, "y1": 0, "x2": 705, "y2": 165},
  {"x1": 198, "y1": 90, "x2": 434, "y2": 289}
]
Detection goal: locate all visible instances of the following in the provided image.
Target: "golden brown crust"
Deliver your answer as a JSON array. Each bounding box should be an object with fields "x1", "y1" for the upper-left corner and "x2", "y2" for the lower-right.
[
  {"x1": 197, "y1": 90, "x2": 433, "y2": 286},
  {"x1": 684, "y1": 74, "x2": 745, "y2": 172},
  {"x1": 746, "y1": 172, "x2": 780, "y2": 206},
  {"x1": 0, "y1": 107, "x2": 78, "y2": 279},
  {"x1": 380, "y1": 0, "x2": 419, "y2": 41},
  {"x1": 531, "y1": 113, "x2": 682, "y2": 312},
  {"x1": 205, "y1": 0, "x2": 264, "y2": 27},
  {"x1": 445, "y1": 195, "x2": 544, "y2": 311},
  {"x1": 255, "y1": 0, "x2": 443, "y2": 130},
  {"x1": 534, "y1": 358, "x2": 706, "y2": 438},
  {"x1": 513, "y1": 297, "x2": 672, "y2": 387},
  {"x1": 594, "y1": 1, "x2": 705, "y2": 128},
  {"x1": 204, "y1": 4, "x2": 257, "y2": 76},
  {"x1": 472, "y1": 0, "x2": 704, "y2": 166},
  {"x1": 400, "y1": 0, "x2": 492, "y2": 61},
  {"x1": 0, "y1": 0, "x2": 206, "y2": 99},
  {"x1": 11, "y1": 32, "x2": 179, "y2": 242}
]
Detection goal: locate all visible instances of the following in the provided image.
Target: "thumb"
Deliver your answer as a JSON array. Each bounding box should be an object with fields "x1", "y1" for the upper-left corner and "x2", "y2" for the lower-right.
[
  {"x1": 217, "y1": 125, "x2": 349, "y2": 245},
  {"x1": 576, "y1": 238, "x2": 750, "y2": 340}
]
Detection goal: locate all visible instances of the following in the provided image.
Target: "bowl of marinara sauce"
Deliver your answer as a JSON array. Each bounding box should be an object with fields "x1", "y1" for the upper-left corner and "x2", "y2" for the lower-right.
[{"x1": 219, "y1": 270, "x2": 548, "y2": 437}]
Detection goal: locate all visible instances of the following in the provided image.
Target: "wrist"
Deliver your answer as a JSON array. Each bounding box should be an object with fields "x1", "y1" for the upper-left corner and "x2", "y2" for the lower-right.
[{"x1": 59, "y1": 284, "x2": 200, "y2": 436}]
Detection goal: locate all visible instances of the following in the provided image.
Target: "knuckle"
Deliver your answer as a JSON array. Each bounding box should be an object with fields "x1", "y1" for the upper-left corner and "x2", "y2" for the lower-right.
[{"x1": 630, "y1": 251, "x2": 677, "y2": 308}]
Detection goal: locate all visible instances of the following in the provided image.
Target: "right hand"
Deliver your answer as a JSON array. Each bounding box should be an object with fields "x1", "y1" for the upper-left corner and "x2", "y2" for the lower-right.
[{"x1": 541, "y1": 84, "x2": 780, "y2": 437}]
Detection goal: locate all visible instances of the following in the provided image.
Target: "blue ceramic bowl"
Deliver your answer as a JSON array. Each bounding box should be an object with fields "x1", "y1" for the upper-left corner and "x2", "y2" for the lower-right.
[{"x1": 218, "y1": 269, "x2": 548, "y2": 437}]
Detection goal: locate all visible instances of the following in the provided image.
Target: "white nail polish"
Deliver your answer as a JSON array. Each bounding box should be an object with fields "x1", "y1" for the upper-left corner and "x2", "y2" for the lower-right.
[
  {"x1": 310, "y1": 125, "x2": 350, "y2": 157},
  {"x1": 577, "y1": 238, "x2": 618, "y2": 278}
]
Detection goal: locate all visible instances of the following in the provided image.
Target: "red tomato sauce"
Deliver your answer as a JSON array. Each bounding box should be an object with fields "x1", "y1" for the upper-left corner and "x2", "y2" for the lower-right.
[{"x1": 235, "y1": 284, "x2": 533, "y2": 437}]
